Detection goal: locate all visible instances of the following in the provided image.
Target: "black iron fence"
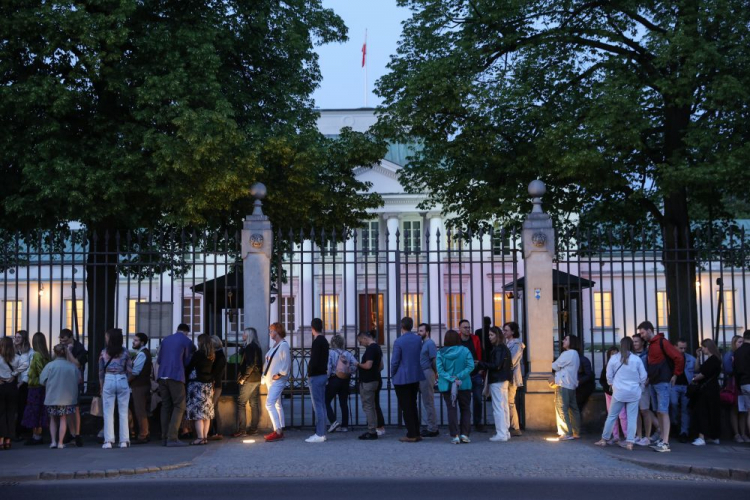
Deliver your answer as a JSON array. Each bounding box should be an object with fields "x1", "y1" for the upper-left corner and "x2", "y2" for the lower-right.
[{"x1": 2, "y1": 223, "x2": 748, "y2": 428}]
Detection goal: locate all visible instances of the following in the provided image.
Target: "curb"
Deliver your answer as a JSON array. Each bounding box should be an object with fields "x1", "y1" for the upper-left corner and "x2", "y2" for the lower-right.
[
  {"x1": 615, "y1": 455, "x2": 750, "y2": 482},
  {"x1": 0, "y1": 461, "x2": 192, "y2": 482}
]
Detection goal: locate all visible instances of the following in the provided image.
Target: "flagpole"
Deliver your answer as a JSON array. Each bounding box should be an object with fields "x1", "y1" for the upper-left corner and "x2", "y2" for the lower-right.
[{"x1": 364, "y1": 29, "x2": 368, "y2": 107}]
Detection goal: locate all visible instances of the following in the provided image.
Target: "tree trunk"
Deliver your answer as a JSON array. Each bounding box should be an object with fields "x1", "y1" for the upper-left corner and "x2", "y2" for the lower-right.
[
  {"x1": 662, "y1": 191, "x2": 699, "y2": 350},
  {"x1": 85, "y1": 229, "x2": 118, "y2": 392}
]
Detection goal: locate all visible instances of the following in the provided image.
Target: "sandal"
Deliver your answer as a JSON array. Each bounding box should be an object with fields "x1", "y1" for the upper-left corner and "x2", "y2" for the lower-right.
[
  {"x1": 200, "y1": 438, "x2": 208, "y2": 445},
  {"x1": 190, "y1": 439, "x2": 203, "y2": 446}
]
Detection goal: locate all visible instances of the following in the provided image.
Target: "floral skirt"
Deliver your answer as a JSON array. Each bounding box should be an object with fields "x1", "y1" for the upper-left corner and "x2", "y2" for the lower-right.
[
  {"x1": 185, "y1": 381, "x2": 214, "y2": 421},
  {"x1": 22, "y1": 386, "x2": 49, "y2": 429},
  {"x1": 46, "y1": 405, "x2": 76, "y2": 416}
]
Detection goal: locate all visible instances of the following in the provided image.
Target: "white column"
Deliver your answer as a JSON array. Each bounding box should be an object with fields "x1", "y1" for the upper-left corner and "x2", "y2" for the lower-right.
[
  {"x1": 521, "y1": 180, "x2": 556, "y2": 431},
  {"x1": 386, "y1": 214, "x2": 400, "y2": 334},
  {"x1": 427, "y1": 214, "x2": 443, "y2": 332},
  {"x1": 344, "y1": 236, "x2": 357, "y2": 345},
  {"x1": 301, "y1": 239, "x2": 314, "y2": 337}
]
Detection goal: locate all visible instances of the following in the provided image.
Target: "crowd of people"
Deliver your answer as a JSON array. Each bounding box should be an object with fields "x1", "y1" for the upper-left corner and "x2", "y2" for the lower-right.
[{"x1": 1, "y1": 318, "x2": 748, "y2": 450}]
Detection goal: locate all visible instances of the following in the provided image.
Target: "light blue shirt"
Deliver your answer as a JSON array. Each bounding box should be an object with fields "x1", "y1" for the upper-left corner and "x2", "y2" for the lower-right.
[
  {"x1": 132, "y1": 347, "x2": 148, "y2": 377},
  {"x1": 420, "y1": 338, "x2": 437, "y2": 371}
]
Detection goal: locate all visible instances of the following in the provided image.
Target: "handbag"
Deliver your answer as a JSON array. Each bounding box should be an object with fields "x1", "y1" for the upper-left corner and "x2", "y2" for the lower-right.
[
  {"x1": 686, "y1": 382, "x2": 701, "y2": 399},
  {"x1": 720, "y1": 378, "x2": 739, "y2": 406},
  {"x1": 90, "y1": 396, "x2": 103, "y2": 417}
]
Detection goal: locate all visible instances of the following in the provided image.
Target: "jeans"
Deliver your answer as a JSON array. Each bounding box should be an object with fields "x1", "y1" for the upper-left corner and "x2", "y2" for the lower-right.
[
  {"x1": 360, "y1": 381, "x2": 379, "y2": 432},
  {"x1": 471, "y1": 374, "x2": 484, "y2": 426},
  {"x1": 309, "y1": 374, "x2": 328, "y2": 437},
  {"x1": 555, "y1": 387, "x2": 580, "y2": 437},
  {"x1": 442, "y1": 390, "x2": 471, "y2": 437},
  {"x1": 602, "y1": 398, "x2": 639, "y2": 443},
  {"x1": 236, "y1": 380, "x2": 260, "y2": 432},
  {"x1": 604, "y1": 393, "x2": 627, "y2": 440},
  {"x1": 325, "y1": 376, "x2": 350, "y2": 427},
  {"x1": 130, "y1": 384, "x2": 150, "y2": 439},
  {"x1": 670, "y1": 384, "x2": 690, "y2": 435},
  {"x1": 419, "y1": 369, "x2": 438, "y2": 432},
  {"x1": 508, "y1": 383, "x2": 521, "y2": 431},
  {"x1": 265, "y1": 378, "x2": 286, "y2": 432},
  {"x1": 395, "y1": 382, "x2": 420, "y2": 438},
  {"x1": 159, "y1": 378, "x2": 186, "y2": 441},
  {"x1": 103, "y1": 374, "x2": 131, "y2": 445},
  {"x1": 650, "y1": 382, "x2": 670, "y2": 413},
  {"x1": 490, "y1": 381, "x2": 510, "y2": 440}
]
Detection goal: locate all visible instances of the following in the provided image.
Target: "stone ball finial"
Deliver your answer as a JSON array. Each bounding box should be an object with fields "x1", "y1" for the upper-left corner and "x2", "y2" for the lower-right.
[
  {"x1": 528, "y1": 180, "x2": 546, "y2": 198},
  {"x1": 250, "y1": 182, "x2": 267, "y2": 200}
]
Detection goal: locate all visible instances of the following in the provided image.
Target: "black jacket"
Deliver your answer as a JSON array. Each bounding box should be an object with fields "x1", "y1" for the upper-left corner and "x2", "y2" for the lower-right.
[
  {"x1": 735, "y1": 343, "x2": 750, "y2": 387},
  {"x1": 308, "y1": 335, "x2": 329, "y2": 377},
  {"x1": 211, "y1": 349, "x2": 227, "y2": 388},
  {"x1": 478, "y1": 344, "x2": 512, "y2": 384},
  {"x1": 238, "y1": 343, "x2": 262, "y2": 383},
  {"x1": 186, "y1": 351, "x2": 214, "y2": 383}
]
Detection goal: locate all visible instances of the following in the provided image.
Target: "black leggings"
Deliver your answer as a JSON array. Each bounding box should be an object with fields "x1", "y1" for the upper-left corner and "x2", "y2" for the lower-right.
[{"x1": 325, "y1": 376, "x2": 350, "y2": 427}]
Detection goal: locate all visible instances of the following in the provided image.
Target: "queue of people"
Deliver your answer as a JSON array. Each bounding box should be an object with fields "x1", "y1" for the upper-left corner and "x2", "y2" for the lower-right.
[{"x1": 1, "y1": 319, "x2": 748, "y2": 450}]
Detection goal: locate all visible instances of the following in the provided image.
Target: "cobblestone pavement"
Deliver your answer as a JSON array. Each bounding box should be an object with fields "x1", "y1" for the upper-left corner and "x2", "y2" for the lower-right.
[{"x1": 120, "y1": 430, "x2": 725, "y2": 482}]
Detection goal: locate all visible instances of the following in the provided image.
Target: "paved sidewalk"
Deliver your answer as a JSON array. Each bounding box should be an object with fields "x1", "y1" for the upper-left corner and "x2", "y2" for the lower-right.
[
  {"x1": 0, "y1": 437, "x2": 208, "y2": 481},
  {"x1": 598, "y1": 440, "x2": 750, "y2": 482}
]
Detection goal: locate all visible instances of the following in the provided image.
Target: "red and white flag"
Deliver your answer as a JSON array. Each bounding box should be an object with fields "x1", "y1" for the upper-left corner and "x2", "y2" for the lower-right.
[{"x1": 361, "y1": 37, "x2": 367, "y2": 67}]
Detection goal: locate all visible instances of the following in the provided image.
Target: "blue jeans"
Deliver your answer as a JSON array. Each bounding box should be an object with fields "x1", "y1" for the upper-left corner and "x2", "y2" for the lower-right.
[
  {"x1": 309, "y1": 375, "x2": 328, "y2": 437},
  {"x1": 670, "y1": 384, "x2": 690, "y2": 435},
  {"x1": 602, "y1": 398, "x2": 639, "y2": 443}
]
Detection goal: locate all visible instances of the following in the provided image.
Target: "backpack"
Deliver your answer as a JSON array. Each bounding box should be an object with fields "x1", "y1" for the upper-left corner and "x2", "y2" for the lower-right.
[{"x1": 335, "y1": 350, "x2": 351, "y2": 379}]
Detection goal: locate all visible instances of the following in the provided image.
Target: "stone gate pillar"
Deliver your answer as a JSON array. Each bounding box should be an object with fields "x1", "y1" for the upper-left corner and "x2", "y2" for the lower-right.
[
  {"x1": 522, "y1": 180, "x2": 556, "y2": 430},
  {"x1": 242, "y1": 183, "x2": 273, "y2": 354}
]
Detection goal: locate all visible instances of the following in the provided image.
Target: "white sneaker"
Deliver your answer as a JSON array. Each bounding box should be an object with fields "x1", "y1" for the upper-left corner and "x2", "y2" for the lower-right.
[
  {"x1": 635, "y1": 437, "x2": 650, "y2": 446},
  {"x1": 102, "y1": 442, "x2": 113, "y2": 449},
  {"x1": 49, "y1": 442, "x2": 58, "y2": 449},
  {"x1": 339, "y1": 427, "x2": 349, "y2": 433},
  {"x1": 692, "y1": 437, "x2": 706, "y2": 446},
  {"x1": 376, "y1": 428, "x2": 386, "y2": 436},
  {"x1": 709, "y1": 439, "x2": 720, "y2": 445},
  {"x1": 305, "y1": 434, "x2": 327, "y2": 443},
  {"x1": 119, "y1": 441, "x2": 130, "y2": 448},
  {"x1": 327, "y1": 421, "x2": 340, "y2": 433},
  {"x1": 489, "y1": 434, "x2": 509, "y2": 442},
  {"x1": 734, "y1": 434, "x2": 744, "y2": 443}
]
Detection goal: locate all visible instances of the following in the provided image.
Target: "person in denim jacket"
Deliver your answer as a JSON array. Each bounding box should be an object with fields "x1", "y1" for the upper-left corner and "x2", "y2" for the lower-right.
[{"x1": 670, "y1": 338, "x2": 696, "y2": 443}]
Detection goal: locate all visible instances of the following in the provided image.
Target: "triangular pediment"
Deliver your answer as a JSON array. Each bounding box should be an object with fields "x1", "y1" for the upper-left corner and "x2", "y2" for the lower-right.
[{"x1": 355, "y1": 159, "x2": 405, "y2": 194}]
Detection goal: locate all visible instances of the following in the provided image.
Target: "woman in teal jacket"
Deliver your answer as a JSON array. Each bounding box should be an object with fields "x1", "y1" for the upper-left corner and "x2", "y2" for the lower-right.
[{"x1": 437, "y1": 330, "x2": 475, "y2": 444}]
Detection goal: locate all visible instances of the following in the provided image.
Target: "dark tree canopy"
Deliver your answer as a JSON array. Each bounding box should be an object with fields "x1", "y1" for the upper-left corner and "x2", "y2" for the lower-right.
[
  {"x1": 1, "y1": 0, "x2": 383, "y2": 232},
  {"x1": 376, "y1": 0, "x2": 750, "y2": 344}
]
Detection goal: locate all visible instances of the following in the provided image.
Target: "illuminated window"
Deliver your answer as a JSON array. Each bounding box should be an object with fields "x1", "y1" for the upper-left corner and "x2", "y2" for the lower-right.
[
  {"x1": 4, "y1": 300, "x2": 22, "y2": 337},
  {"x1": 65, "y1": 300, "x2": 84, "y2": 333},
  {"x1": 493, "y1": 293, "x2": 513, "y2": 324},
  {"x1": 402, "y1": 293, "x2": 422, "y2": 324},
  {"x1": 656, "y1": 292, "x2": 668, "y2": 328},
  {"x1": 402, "y1": 220, "x2": 422, "y2": 254},
  {"x1": 360, "y1": 220, "x2": 379, "y2": 257},
  {"x1": 717, "y1": 290, "x2": 736, "y2": 326},
  {"x1": 593, "y1": 292, "x2": 613, "y2": 328},
  {"x1": 320, "y1": 294, "x2": 339, "y2": 332},
  {"x1": 128, "y1": 298, "x2": 146, "y2": 333},
  {"x1": 446, "y1": 293, "x2": 463, "y2": 330},
  {"x1": 182, "y1": 297, "x2": 202, "y2": 335},
  {"x1": 281, "y1": 296, "x2": 296, "y2": 333}
]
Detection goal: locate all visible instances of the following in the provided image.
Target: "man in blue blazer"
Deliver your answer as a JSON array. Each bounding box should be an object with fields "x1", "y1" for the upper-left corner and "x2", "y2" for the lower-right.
[{"x1": 391, "y1": 317, "x2": 426, "y2": 442}]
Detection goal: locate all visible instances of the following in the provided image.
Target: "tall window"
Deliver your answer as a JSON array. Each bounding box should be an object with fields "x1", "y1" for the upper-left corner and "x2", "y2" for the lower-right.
[
  {"x1": 656, "y1": 291, "x2": 669, "y2": 328},
  {"x1": 446, "y1": 293, "x2": 463, "y2": 330},
  {"x1": 4, "y1": 300, "x2": 22, "y2": 337},
  {"x1": 717, "y1": 290, "x2": 736, "y2": 326},
  {"x1": 593, "y1": 292, "x2": 613, "y2": 328},
  {"x1": 128, "y1": 298, "x2": 146, "y2": 333},
  {"x1": 182, "y1": 297, "x2": 202, "y2": 335},
  {"x1": 493, "y1": 293, "x2": 513, "y2": 324},
  {"x1": 402, "y1": 220, "x2": 421, "y2": 254},
  {"x1": 361, "y1": 220, "x2": 379, "y2": 257},
  {"x1": 281, "y1": 296, "x2": 296, "y2": 333},
  {"x1": 402, "y1": 293, "x2": 422, "y2": 324},
  {"x1": 320, "y1": 240, "x2": 339, "y2": 258},
  {"x1": 320, "y1": 294, "x2": 339, "y2": 332},
  {"x1": 65, "y1": 299, "x2": 84, "y2": 333}
]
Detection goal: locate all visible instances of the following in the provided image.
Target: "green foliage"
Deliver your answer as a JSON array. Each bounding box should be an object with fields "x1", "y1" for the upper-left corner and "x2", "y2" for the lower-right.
[
  {"x1": 0, "y1": 0, "x2": 383, "y2": 233},
  {"x1": 375, "y1": 0, "x2": 750, "y2": 231}
]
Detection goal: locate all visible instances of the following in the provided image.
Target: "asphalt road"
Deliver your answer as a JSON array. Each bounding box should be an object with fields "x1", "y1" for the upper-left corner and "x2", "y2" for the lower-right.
[{"x1": 5, "y1": 478, "x2": 750, "y2": 500}]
